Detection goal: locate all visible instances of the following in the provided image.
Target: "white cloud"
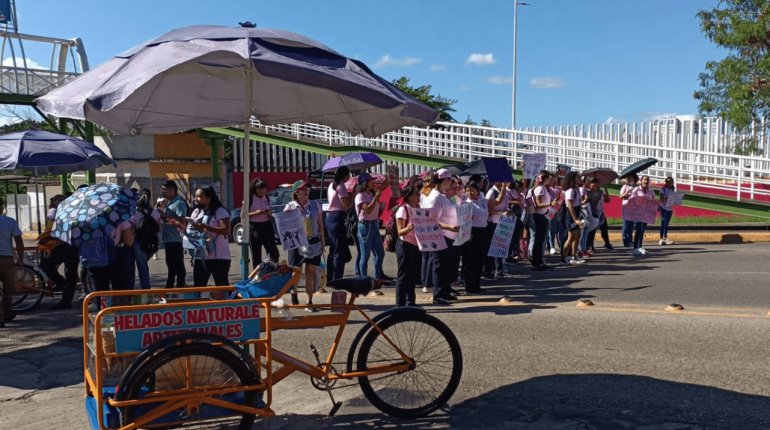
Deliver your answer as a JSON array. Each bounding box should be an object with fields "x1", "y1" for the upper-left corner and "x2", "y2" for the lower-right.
[
  {"x1": 465, "y1": 53, "x2": 496, "y2": 66},
  {"x1": 459, "y1": 85, "x2": 472, "y2": 91},
  {"x1": 530, "y1": 77, "x2": 567, "y2": 89},
  {"x1": 605, "y1": 117, "x2": 619, "y2": 124},
  {"x1": 646, "y1": 112, "x2": 677, "y2": 121},
  {"x1": 486, "y1": 75, "x2": 513, "y2": 85},
  {"x1": 2, "y1": 57, "x2": 47, "y2": 70},
  {"x1": 431, "y1": 64, "x2": 447, "y2": 72},
  {"x1": 374, "y1": 54, "x2": 423, "y2": 68}
]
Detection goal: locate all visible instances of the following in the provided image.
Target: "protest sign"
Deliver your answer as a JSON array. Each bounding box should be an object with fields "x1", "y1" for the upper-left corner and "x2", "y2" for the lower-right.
[
  {"x1": 274, "y1": 209, "x2": 309, "y2": 251},
  {"x1": 547, "y1": 202, "x2": 563, "y2": 221},
  {"x1": 623, "y1": 197, "x2": 659, "y2": 224},
  {"x1": 453, "y1": 202, "x2": 473, "y2": 246},
  {"x1": 113, "y1": 302, "x2": 261, "y2": 353},
  {"x1": 523, "y1": 153, "x2": 547, "y2": 180},
  {"x1": 487, "y1": 215, "x2": 516, "y2": 258},
  {"x1": 387, "y1": 164, "x2": 400, "y2": 195},
  {"x1": 665, "y1": 191, "x2": 684, "y2": 208},
  {"x1": 408, "y1": 207, "x2": 447, "y2": 251},
  {"x1": 556, "y1": 164, "x2": 571, "y2": 177},
  {"x1": 483, "y1": 157, "x2": 514, "y2": 183}
]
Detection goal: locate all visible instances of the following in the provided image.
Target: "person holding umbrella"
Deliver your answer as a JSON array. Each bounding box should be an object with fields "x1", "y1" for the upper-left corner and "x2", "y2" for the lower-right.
[
  {"x1": 326, "y1": 166, "x2": 352, "y2": 281},
  {"x1": 620, "y1": 173, "x2": 639, "y2": 247}
]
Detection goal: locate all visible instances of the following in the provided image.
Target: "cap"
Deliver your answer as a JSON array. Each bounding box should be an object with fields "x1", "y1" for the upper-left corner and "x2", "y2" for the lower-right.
[
  {"x1": 436, "y1": 168, "x2": 452, "y2": 180},
  {"x1": 291, "y1": 180, "x2": 309, "y2": 191},
  {"x1": 357, "y1": 173, "x2": 373, "y2": 185}
]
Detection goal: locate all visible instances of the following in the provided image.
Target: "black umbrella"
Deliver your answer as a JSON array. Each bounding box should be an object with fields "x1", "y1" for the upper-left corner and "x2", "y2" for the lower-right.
[
  {"x1": 619, "y1": 157, "x2": 658, "y2": 179},
  {"x1": 440, "y1": 163, "x2": 470, "y2": 176},
  {"x1": 582, "y1": 167, "x2": 619, "y2": 185},
  {"x1": 464, "y1": 159, "x2": 488, "y2": 176}
]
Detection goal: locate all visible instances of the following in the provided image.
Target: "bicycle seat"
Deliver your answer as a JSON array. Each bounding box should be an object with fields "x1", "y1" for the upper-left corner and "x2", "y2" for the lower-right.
[{"x1": 326, "y1": 276, "x2": 375, "y2": 296}]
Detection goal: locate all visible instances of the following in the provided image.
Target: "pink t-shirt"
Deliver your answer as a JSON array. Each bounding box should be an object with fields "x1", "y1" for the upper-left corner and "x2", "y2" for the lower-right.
[
  {"x1": 620, "y1": 183, "x2": 636, "y2": 206},
  {"x1": 435, "y1": 194, "x2": 458, "y2": 240},
  {"x1": 191, "y1": 207, "x2": 231, "y2": 260},
  {"x1": 533, "y1": 185, "x2": 551, "y2": 215},
  {"x1": 248, "y1": 195, "x2": 271, "y2": 222},
  {"x1": 564, "y1": 188, "x2": 581, "y2": 208},
  {"x1": 631, "y1": 186, "x2": 656, "y2": 200},
  {"x1": 485, "y1": 186, "x2": 509, "y2": 224},
  {"x1": 395, "y1": 205, "x2": 417, "y2": 246},
  {"x1": 327, "y1": 182, "x2": 349, "y2": 212},
  {"x1": 355, "y1": 192, "x2": 380, "y2": 221}
]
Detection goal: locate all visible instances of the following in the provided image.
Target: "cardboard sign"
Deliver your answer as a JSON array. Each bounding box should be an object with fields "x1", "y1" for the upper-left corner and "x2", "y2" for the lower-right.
[
  {"x1": 523, "y1": 153, "x2": 547, "y2": 180},
  {"x1": 487, "y1": 215, "x2": 516, "y2": 258},
  {"x1": 546, "y1": 202, "x2": 563, "y2": 221},
  {"x1": 113, "y1": 302, "x2": 261, "y2": 353},
  {"x1": 665, "y1": 191, "x2": 684, "y2": 208},
  {"x1": 483, "y1": 157, "x2": 514, "y2": 183},
  {"x1": 274, "y1": 209, "x2": 309, "y2": 251},
  {"x1": 623, "y1": 197, "x2": 659, "y2": 224},
  {"x1": 409, "y1": 207, "x2": 447, "y2": 251},
  {"x1": 453, "y1": 202, "x2": 473, "y2": 246}
]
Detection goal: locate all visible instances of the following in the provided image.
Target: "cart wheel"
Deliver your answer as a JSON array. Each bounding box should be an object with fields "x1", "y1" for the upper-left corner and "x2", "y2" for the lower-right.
[
  {"x1": 119, "y1": 343, "x2": 259, "y2": 429},
  {"x1": 12, "y1": 265, "x2": 45, "y2": 312},
  {"x1": 357, "y1": 312, "x2": 463, "y2": 419}
]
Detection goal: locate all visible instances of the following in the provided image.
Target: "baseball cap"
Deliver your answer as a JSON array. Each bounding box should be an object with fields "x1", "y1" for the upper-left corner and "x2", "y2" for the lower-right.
[
  {"x1": 436, "y1": 168, "x2": 452, "y2": 180},
  {"x1": 291, "y1": 180, "x2": 309, "y2": 191}
]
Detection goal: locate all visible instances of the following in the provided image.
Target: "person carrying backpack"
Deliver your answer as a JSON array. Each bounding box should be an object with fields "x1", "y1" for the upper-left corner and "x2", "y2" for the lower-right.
[
  {"x1": 160, "y1": 180, "x2": 189, "y2": 288},
  {"x1": 127, "y1": 188, "x2": 162, "y2": 289}
]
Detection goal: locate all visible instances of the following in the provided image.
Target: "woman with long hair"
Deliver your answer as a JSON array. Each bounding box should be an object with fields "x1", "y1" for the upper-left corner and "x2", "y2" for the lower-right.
[
  {"x1": 247, "y1": 180, "x2": 279, "y2": 268},
  {"x1": 284, "y1": 180, "x2": 326, "y2": 310},
  {"x1": 484, "y1": 181, "x2": 509, "y2": 278},
  {"x1": 354, "y1": 173, "x2": 386, "y2": 282},
  {"x1": 130, "y1": 188, "x2": 162, "y2": 289},
  {"x1": 620, "y1": 173, "x2": 639, "y2": 247},
  {"x1": 560, "y1": 172, "x2": 585, "y2": 265},
  {"x1": 185, "y1": 186, "x2": 231, "y2": 288},
  {"x1": 423, "y1": 168, "x2": 459, "y2": 305},
  {"x1": 394, "y1": 182, "x2": 422, "y2": 307},
  {"x1": 631, "y1": 175, "x2": 656, "y2": 256},
  {"x1": 530, "y1": 170, "x2": 558, "y2": 270},
  {"x1": 658, "y1": 177, "x2": 676, "y2": 245},
  {"x1": 462, "y1": 181, "x2": 488, "y2": 294},
  {"x1": 325, "y1": 166, "x2": 352, "y2": 281}
]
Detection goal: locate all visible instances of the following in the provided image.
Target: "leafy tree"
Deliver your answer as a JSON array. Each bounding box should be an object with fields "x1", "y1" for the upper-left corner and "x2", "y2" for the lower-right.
[
  {"x1": 392, "y1": 76, "x2": 457, "y2": 122},
  {"x1": 695, "y1": 1, "x2": 770, "y2": 133}
]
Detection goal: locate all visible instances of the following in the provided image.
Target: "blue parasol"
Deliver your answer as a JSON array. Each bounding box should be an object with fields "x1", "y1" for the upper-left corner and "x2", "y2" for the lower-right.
[{"x1": 52, "y1": 183, "x2": 136, "y2": 246}]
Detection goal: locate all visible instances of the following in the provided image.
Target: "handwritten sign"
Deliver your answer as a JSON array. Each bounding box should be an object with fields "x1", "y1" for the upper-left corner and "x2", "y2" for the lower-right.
[
  {"x1": 408, "y1": 207, "x2": 447, "y2": 252},
  {"x1": 623, "y1": 197, "x2": 659, "y2": 224},
  {"x1": 523, "y1": 153, "x2": 547, "y2": 180},
  {"x1": 453, "y1": 202, "x2": 473, "y2": 246},
  {"x1": 274, "y1": 209, "x2": 309, "y2": 251},
  {"x1": 547, "y1": 202, "x2": 563, "y2": 221},
  {"x1": 483, "y1": 157, "x2": 514, "y2": 183},
  {"x1": 487, "y1": 215, "x2": 516, "y2": 258},
  {"x1": 556, "y1": 164, "x2": 571, "y2": 177},
  {"x1": 664, "y1": 191, "x2": 684, "y2": 209},
  {"x1": 113, "y1": 302, "x2": 261, "y2": 353}
]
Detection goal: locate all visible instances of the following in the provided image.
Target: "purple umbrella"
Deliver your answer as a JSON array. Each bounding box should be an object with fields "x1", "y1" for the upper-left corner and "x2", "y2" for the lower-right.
[
  {"x1": 0, "y1": 129, "x2": 116, "y2": 174},
  {"x1": 321, "y1": 152, "x2": 383, "y2": 172}
]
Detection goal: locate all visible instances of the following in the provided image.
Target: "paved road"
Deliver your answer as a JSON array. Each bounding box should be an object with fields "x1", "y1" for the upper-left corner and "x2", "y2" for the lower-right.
[{"x1": 2, "y1": 242, "x2": 770, "y2": 429}]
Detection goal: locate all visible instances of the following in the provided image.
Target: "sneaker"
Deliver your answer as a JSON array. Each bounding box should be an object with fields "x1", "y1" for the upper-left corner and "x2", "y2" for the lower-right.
[
  {"x1": 632, "y1": 248, "x2": 643, "y2": 256},
  {"x1": 570, "y1": 257, "x2": 585, "y2": 265},
  {"x1": 422, "y1": 286, "x2": 430, "y2": 293},
  {"x1": 665, "y1": 239, "x2": 675, "y2": 245},
  {"x1": 49, "y1": 302, "x2": 72, "y2": 311},
  {"x1": 658, "y1": 239, "x2": 666, "y2": 246},
  {"x1": 380, "y1": 274, "x2": 395, "y2": 282},
  {"x1": 638, "y1": 247, "x2": 647, "y2": 255},
  {"x1": 304, "y1": 304, "x2": 319, "y2": 313},
  {"x1": 495, "y1": 271, "x2": 506, "y2": 279},
  {"x1": 583, "y1": 250, "x2": 594, "y2": 257},
  {"x1": 549, "y1": 247, "x2": 558, "y2": 255},
  {"x1": 561, "y1": 257, "x2": 571, "y2": 265},
  {"x1": 432, "y1": 297, "x2": 452, "y2": 305},
  {"x1": 604, "y1": 243, "x2": 614, "y2": 250}
]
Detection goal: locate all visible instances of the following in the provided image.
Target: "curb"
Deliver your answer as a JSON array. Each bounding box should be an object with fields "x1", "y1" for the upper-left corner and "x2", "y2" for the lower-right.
[{"x1": 606, "y1": 231, "x2": 770, "y2": 244}]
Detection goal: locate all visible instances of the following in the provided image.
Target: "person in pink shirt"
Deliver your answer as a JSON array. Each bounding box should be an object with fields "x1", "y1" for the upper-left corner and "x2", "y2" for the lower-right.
[
  {"x1": 325, "y1": 166, "x2": 352, "y2": 281},
  {"x1": 355, "y1": 173, "x2": 387, "y2": 282},
  {"x1": 462, "y1": 181, "x2": 488, "y2": 294},
  {"x1": 395, "y1": 181, "x2": 422, "y2": 307},
  {"x1": 484, "y1": 181, "x2": 509, "y2": 278},
  {"x1": 247, "y1": 180, "x2": 279, "y2": 268},
  {"x1": 620, "y1": 173, "x2": 639, "y2": 247},
  {"x1": 423, "y1": 168, "x2": 459, "y2": 305},
  {"x1": 631, "y1": 175, "x2": 657, "y2": 256}
]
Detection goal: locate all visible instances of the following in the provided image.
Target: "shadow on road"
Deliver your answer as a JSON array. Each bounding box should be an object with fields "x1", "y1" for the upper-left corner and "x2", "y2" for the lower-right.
[{"x1": 259, "y1": 373, "x2": 770, "y2": 429}]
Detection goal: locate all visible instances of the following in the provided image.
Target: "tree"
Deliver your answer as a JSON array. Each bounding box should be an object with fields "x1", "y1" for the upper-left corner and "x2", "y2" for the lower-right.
[
  {"x1": 694, "y1": 1, "x2": 770, "y2": 133},
  {"x1": 392, "y1": 76, "x2": 457, "y2": 122}
]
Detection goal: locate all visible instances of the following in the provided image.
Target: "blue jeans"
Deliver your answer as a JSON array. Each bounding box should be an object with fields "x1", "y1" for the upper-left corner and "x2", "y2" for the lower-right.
[
  {"x1": 659, "y1": 208, "x2": 673, "y2": 239},
  {"x1": 132, "y1": 241, "x2": 151, "y2": 289},
  {"x1": 633, "y1": 222, "x2": 647, "y2": 249},
  {"x1": 357, "y1": 220, "x2": 384, "y2": 278},
  {"x1": 621, "y1": 220, "x2": 635, "y2": 246}
]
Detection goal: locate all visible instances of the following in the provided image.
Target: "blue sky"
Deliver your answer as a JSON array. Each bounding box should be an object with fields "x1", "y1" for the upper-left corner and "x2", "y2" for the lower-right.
[{"x1": 10, "y1": 0, "x2": 723, "y2": 129}]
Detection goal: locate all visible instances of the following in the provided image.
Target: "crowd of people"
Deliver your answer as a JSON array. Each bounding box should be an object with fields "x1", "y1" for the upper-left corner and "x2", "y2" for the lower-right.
[{"x1": 0, "y1": 166, "x2": 680, "y2": 322}]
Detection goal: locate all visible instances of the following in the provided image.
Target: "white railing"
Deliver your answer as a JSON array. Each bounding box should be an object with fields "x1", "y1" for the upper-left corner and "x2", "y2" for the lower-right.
[{"x1": 233, "y1": 116, "x2": 770, "y2": 202}]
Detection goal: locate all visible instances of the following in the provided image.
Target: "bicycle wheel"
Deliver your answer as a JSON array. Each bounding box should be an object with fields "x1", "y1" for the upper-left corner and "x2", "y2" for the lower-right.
[
  {"x1": 12, "y1": 265, "x2": 45, "y2": 312},
  {"x1": 357, "y1": 312, "x2": 463, "y2": 419},
  {"x1": 120, "y1": 343, "x2": 259, "y2": 429}
]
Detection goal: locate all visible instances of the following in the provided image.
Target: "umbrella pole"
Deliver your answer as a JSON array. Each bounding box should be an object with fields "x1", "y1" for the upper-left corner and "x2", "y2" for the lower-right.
[{"x1": 34, "y1": 172, "x2": 41, "y2": 234}]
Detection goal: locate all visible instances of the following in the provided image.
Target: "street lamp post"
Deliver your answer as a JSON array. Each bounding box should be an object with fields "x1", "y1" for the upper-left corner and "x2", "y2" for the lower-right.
[{"x1": 512, "y1": 1, "x2": 529, "y2": 130}]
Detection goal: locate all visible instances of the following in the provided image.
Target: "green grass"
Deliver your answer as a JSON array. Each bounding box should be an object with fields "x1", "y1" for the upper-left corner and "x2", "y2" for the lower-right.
[{"x1": 606, "y1": 215, "x2": 770, "y2": 226}]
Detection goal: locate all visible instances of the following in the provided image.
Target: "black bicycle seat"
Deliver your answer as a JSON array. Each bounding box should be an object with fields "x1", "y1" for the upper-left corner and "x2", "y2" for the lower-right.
[{"x1": 326, "y1": 276, "x2": 375, "y2": 296}]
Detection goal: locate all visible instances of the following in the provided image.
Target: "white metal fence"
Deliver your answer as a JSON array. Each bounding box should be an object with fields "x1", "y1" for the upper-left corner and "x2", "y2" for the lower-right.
[{"x1": 232, "y1": 116, "x2": 770, "y2": 202}]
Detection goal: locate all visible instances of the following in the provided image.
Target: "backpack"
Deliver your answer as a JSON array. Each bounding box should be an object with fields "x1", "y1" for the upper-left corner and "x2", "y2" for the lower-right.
[
  {"x1": 344, "y1": 206, "x2": 358, "y2": 245},
  {"x1": 136, "y1": 209, "x2": 160, "y2": 256},
  {"x1": 383, "y1": 204, "x2": 406, "y2": 253},
  {"x1": 79, "y1": 236, "x2": 109, "y2": 268}
]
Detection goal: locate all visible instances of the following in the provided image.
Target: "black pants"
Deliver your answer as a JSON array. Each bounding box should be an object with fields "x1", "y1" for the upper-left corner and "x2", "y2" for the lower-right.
[
  {"x1": 40, "y1": 243, "x2": 79, "y2": 305},
  {"x1": 395, "y1": 239, "x2": 420, "y2": 306},
  {"x1": 508, "y1": 217, "x2": 524, "y2": 258},
  {"x1": 428, "y1": 237, "x2": 454, "y2": 300},
  {"x1": 164, "y1": 242, "x2": 186, "y2": 288},
  {"x1": 325, "y1": 211, "x2": 350, "y2": 281},
  {"x1": 193, "y1": 259, "x2": 231, "y2": 287},
  {"x1": 89, "y1": 246, "x2": 135, "y2": 308},
  {"x1": 249, "y1": 221, "x2": 280, "y2": 269},
  {"x1": 484, "y1": 222, "x2": 503, "y2": 274},
  {"x1": 531, "y1": 214, "x2": 549, "y2": 267},
  {"x1": 587, "y1": 217, "x2": 611, "y2": 250},
  {"x1": 462, "y1": 227, "x2": 487, "y2": 293}
]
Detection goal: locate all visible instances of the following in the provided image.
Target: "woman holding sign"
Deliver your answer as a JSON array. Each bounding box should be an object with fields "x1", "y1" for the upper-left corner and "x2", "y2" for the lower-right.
[
  {"x1": 184, "y1": 186, "x2": 232, "y2": 289},
  {"x1": 630, "y1": 176, "x2": 657, "y2": 256},
  {"x1": 462, "y1": 181, "x2": 488, "y2": 294},
  {"x1": 284, "y1": 180, "x2": 326, "y2": 310},
  {"x1": 395, "y1": 182, "x2": 422, "y2": 307},
  {"x1": 423, "y1": 169, "x2": 460, "y2": 305},
  {"x1": 531, "y1": 171, "x2": 559, "y2": 271},
  {"x1": 658, "y1": 177, "x2": 676, "y2": 245}
]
